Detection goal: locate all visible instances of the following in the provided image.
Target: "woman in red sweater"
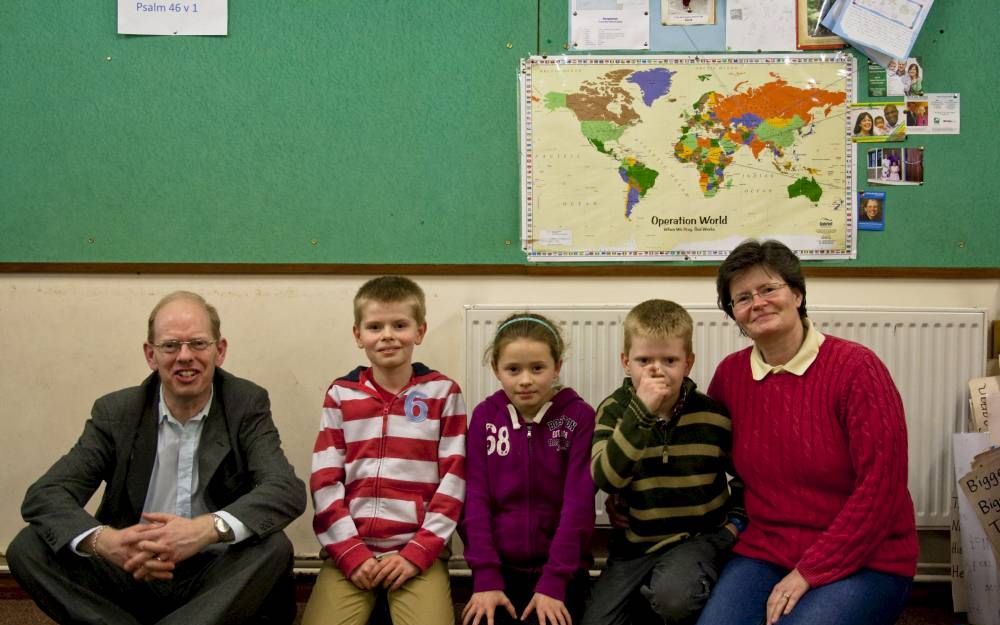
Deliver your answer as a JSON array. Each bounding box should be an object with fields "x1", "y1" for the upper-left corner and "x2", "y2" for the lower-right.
[{"x1": 695, "y1": 240, "x2": 918, "y2": 625}]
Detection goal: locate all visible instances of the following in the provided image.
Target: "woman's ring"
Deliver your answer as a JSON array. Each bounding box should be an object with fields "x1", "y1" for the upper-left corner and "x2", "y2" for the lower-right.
[{"x1": 782, "y1": 591, "x2": 791, "y2": 599}]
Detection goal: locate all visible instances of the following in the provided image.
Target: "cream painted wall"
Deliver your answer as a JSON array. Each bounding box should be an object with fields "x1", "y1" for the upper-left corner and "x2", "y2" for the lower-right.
[{"x1": 2, "y1": 274, "x2": 998, "y2": 557}]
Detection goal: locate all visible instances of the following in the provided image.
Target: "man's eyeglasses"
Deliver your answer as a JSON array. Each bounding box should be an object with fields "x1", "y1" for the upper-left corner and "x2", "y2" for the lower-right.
[
  {"x1": 152, "y1": 339, "x2": 216, "y2": 354},
  {"x1": 730, "y1": 283, "x2": 788, "y2": 311}
]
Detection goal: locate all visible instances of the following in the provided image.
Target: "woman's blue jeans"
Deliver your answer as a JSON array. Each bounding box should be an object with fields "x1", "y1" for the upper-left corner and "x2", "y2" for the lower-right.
[{"x1": 695, "y1": 555, "x2": 912, "y2": 625}]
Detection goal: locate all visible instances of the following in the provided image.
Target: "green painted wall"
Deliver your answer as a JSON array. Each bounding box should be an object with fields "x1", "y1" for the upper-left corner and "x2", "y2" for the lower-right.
[{"x1": 1, "y1": 1, "x2": 995, "y2": 267}]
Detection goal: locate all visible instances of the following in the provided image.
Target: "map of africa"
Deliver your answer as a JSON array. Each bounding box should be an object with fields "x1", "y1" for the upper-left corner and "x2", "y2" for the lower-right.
[{"x1": 521, "y1": 55, "x2": 856, "y2": 260}]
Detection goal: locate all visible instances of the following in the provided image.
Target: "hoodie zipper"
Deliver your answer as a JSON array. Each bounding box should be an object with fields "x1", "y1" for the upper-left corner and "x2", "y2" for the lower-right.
[
  {"x1": 372, "y1": 383, "x2": 409, "y2": 537},
  {"x1": 509, "y1": 397, "x2": 554, "y2": 562}
]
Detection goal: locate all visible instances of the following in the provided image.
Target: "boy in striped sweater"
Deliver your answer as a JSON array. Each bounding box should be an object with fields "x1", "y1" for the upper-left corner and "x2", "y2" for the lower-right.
[
  {"x1": 303, "y1": 276, "x2": 466, "y2": 625},
  {"x1": 582, "y1": 300, "x2": 746, "y2": 625}
]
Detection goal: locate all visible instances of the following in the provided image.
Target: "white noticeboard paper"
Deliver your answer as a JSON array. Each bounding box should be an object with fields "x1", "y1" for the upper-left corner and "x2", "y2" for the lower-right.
[
  {"x1": 570, "y1": 0, "x2": 650, "y2": 51},
  {"x1": 824, "y1": 0, "x2": 933, "y2": 61},
  {"x1": 118, "y1": 0, "x2": 228, "y2": 36},
  {"x1": 953, "y1": 433, "x2": 1000, "y2": 625},
  {"x1": 725, "y1": 0, "x2": 797, "y2": 52}
]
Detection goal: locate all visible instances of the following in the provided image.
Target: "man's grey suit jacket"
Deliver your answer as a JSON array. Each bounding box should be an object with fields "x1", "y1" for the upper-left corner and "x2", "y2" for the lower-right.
[{"x1": 21, "y1": 368, "x2": 306, "y2": 553}]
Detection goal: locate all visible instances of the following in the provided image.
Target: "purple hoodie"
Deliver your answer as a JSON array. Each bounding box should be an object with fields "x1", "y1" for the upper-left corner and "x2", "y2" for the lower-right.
[{"x1": 460, "y1": 387, "x2": 596, "y2": 602}]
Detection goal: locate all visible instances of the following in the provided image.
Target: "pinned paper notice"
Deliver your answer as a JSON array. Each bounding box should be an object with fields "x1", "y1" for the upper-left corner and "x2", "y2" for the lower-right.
[
  {"x1": 570, "y1": 0, "x2": 649, "y2": 51},
  {"x1": 118, "y1": 0, "x2": 228, "y2": 36},
  {"x1": 905, "y1": 94, "x2": 961, "y2": 135},
  {"x1": 725, "y1": 0, "x2": 796, "y2": 52},
  {"x1": 539, "y1": 230, "x2": 573, "y2": 247}
]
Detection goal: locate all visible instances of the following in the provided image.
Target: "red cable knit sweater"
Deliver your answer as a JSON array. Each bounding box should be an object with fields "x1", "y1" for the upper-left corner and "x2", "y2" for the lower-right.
[{"x1": 708, "y1": 335, "x2": 918, "y2": 587}]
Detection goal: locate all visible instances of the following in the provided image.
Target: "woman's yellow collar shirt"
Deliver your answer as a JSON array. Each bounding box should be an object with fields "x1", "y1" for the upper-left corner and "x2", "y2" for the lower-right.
[{"x1": 750, "y1": 319, "x2": 826, "y2": 381}]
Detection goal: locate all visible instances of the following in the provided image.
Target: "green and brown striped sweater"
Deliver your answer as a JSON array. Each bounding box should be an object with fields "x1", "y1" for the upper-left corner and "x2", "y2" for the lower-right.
[{"x1": 591, "y1": 377, "x2": 746, "y2": 559}]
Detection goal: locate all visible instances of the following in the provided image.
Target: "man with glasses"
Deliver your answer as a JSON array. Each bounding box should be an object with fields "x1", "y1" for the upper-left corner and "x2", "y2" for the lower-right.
[{"x1": 7, "y1": 291, "x2": 307, "y2": 625}]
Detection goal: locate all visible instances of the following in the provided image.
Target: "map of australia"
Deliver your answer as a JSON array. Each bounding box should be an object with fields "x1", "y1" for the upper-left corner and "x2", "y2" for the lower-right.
[{"x1": 522, "y1": 55, "x2": 855, "y2": 261}]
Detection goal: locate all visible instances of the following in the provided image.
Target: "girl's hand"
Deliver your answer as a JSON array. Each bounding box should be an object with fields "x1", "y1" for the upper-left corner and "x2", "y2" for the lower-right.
[
  {"x1": 522, "y1": 592, "x2": 571, "y2": 625},
  {"x1": 462, "y1": 590, "x2": 516, "y2": 625},
  {"x1": 766, "y1": 569, "x2": 810, "y2": 624}
]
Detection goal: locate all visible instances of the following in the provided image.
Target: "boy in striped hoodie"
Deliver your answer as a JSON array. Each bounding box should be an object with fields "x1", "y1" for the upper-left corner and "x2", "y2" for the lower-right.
[{"x1": 303, "y1": 276, "x2": 466, "y2": 625}]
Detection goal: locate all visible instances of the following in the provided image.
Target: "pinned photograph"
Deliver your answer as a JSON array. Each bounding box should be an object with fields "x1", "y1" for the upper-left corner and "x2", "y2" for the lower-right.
[
  {"x1": 663, "y1": 0, "x2": 716, "y2": 26},
  {"x1": 796, "y1": 0, "x2": 846, "y2": 49},
  {"x1": 858, "y1": 191, "x2": 886, "y2": 231},
  {"x1": 902, "y1": 59, "x2": 924, "y2": 96},
  {"x1": 851, "y1": 103, "x2": 906, "y2": 143},
  {"x1": 868, "y1": 57, "x2": 924, "y2": 97},
  {"x1": 866, "y1": 147, "x2": 924, "y2": 186},
  {"x1": 905, "y1": 100, "x2": 929, "y2": 128}
]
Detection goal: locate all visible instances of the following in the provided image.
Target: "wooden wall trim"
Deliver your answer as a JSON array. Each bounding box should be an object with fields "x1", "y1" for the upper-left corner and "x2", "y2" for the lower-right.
[{"x1": 1, "y1": 263, "x2": 998, "y2": 279}]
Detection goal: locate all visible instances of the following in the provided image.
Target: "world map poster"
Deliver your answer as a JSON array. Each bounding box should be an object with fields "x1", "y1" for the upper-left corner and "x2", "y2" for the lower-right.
[{"x1": 520, "y1": 54, "x2": 856, "y2": 261}]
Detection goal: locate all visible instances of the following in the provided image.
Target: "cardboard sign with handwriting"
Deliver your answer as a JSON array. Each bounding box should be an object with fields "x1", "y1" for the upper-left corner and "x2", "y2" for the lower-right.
[
  {"x1": 969, "y1": 376, "x2": 1000, "y2": 432},
  {"x1": 959, "y1": 446, "x2": 1000, "y2": 560},
  {"x1": 954, "y1": 433, "x2": 1000, "y2": 625}
]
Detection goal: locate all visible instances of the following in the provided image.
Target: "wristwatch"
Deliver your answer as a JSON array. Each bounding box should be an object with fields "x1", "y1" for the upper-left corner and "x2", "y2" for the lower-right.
[{"x1": 212, "y1": 513, "x2": 235, "y2": 543}]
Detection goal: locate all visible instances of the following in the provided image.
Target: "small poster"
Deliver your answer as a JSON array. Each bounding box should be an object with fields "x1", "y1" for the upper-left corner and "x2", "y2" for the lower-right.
[
  {"x1": 905, "y1": 93, "x2": 961, "y2": 135},
  {"x1": 857, "y1": 191, "x2": 885, "y2": 231},
  {"x1": 118, "y1": 0, "x2": 228, "y2": 36}
]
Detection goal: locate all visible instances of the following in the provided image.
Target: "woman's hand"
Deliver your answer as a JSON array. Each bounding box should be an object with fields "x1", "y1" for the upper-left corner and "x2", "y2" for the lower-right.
[
  {"x1": 766, "y1": 569, "x2": 810, "y2": 624},
  {"x1": 461, "y1": 590, "x2": 516, "y2": 625},
  {"x1": 604, "y1": 493, "x2": 630, "y2": 529},
  {"x1": 522, "y1": 592, "x2": 571, "y2": 625}
]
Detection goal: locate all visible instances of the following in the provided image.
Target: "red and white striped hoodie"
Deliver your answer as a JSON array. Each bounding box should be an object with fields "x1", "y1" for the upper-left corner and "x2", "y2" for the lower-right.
[{"x1": 311, "y1": 363, "x2": 466, "y2": 577}]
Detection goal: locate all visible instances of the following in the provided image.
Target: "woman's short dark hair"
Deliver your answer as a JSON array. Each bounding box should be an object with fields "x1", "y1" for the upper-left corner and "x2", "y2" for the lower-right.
[{"x1": 716, "y1": 239, "x2": 807, "y2": 321}]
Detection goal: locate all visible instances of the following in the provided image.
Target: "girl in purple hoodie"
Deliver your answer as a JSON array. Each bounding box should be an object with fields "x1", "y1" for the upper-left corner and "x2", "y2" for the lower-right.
[{"x1": 460, "y1": 313, "x2": 596, "y2": 625}]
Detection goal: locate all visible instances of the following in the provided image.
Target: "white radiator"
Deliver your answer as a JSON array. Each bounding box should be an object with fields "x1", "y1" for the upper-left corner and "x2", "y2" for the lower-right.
[{"x1": 465, "y1": 305, "x2": 988, "y2": 528}]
